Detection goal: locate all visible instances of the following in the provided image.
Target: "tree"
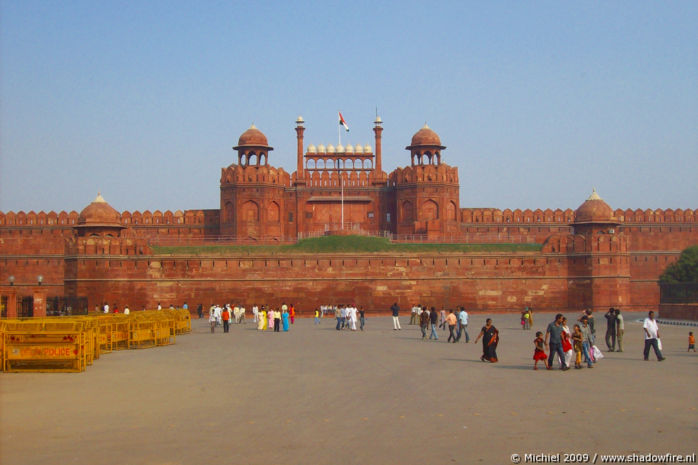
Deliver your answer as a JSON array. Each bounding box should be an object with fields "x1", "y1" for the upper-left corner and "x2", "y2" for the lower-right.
[{"x1": 660, "y1": 245, "x2": 698, "y2": 283}]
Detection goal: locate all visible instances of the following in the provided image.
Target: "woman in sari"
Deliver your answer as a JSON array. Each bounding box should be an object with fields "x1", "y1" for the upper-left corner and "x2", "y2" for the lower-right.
[
  {"x1": 282, "y1": 309, "x2": 290, "y2": 331},
  {"x1": 474, "y1": 318, "x2": 499, "y2": 363},
  {"x1": 561, "y1": 316, "x2": 575, "y2": 368},
  {"x1": 258, "y1": 309, "x2": 267, "y2": 331}
]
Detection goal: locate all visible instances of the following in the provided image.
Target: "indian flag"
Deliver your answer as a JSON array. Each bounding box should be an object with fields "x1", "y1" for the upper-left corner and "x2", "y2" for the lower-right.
[{"x1": 339, "y1": 112, "x2": 350, "y2": 132}]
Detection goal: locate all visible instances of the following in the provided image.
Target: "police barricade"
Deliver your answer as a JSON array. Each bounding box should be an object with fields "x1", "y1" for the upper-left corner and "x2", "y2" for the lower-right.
[
  {"x1": 0, "y1": 310, "x2": 190, "y2": 372},
  {"x1": 2, "y1": 319, "x2": 86, "y2": 372},
  {"x1": 172, "y1": 309, "x2": 192, "y2": 335},
  {"x1": 110, "y1": 315, "x2": 130, "y2": 351},
  {"x1": 129, "y1": 313, "x2": 158, "y2": 349}
]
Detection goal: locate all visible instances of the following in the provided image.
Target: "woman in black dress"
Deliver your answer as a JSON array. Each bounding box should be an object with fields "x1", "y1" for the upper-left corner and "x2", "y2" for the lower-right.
[{"x1": 474, "y1": 318, "x2": 499, "y2": 363}]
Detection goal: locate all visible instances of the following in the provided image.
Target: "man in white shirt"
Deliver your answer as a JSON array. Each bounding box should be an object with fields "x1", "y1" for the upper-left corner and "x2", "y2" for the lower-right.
[
  {"x1": 103, "y1": 303, "x2": 109, "y2": 314},
  {"x1": 410, "y1": 305, "x2": 419, "y2": 325},
  {"x1": 456, "y1": 307, "x2": 469, "y2": 342},
  {"x1": 252, "y1": 304, "x2": 259, "y2": 323},
  {"x1": 643, "y1": 311, "x2": 665, "y2": 361}
]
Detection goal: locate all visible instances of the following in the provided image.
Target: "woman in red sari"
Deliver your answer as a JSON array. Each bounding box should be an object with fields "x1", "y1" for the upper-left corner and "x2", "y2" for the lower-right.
[{"x1": 474, "y1": 318, "x2": 499, "y2": 363}]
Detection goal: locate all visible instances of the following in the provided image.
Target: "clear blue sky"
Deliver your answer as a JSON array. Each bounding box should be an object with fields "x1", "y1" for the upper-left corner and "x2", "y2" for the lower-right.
[{"x1": 1, "y1": 1, "x2": 696, "y2": 214}]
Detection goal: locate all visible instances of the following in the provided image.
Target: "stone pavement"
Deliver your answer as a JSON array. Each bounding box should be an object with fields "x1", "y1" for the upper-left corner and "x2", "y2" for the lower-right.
[{"x1": 1, "y1": 311, "x2": 696, "y2": 465}]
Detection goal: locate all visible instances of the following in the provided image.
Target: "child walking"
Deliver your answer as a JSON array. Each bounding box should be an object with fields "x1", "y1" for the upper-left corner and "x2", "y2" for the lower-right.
[
  {"x1": 572, "y1": 324, "x2": 584, "y2": 369},
  {"x1": 689, "y1": 332, "x2": 695, "y2": 352},
  {"x1": 533, "y1": 331, "x2": 549, "y2": 370}
]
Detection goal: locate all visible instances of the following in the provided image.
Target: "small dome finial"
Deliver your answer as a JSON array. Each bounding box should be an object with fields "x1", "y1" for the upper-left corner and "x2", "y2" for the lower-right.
[
  {"x1": 95, "y1": 192, "x2": 106, "y2": 203},
  {"x1": 587, "y1": 188, "x2": 602, "y2": 201}
]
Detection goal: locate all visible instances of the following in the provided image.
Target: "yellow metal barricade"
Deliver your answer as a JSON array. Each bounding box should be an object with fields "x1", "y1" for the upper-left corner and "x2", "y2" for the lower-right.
[
  {"x1": 0, "y1": 308, "x2": 191, "y2": 373},
  {"x1": 2, "y1": 320, "x2": 86, "y2": 372}
]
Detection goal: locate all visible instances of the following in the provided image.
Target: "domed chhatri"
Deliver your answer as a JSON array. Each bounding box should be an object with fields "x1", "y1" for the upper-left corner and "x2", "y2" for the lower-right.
[
  {"x1": 407, "y1": 123, "x2": 444, "y2": 149},
  {"x1": 78, "y1": 193, "x2": 122, "y2": 227},
  {"x1": 574, "y1": 188, "x2": 616, "y2": 224},
  {"x1": 235, "y1": 124, "x2": 271, "y2": 148}
]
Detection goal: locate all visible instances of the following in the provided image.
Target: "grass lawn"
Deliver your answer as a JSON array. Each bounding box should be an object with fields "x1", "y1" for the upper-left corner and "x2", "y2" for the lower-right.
[{"x1": 151, "y1": 235, "x2": 542, "y2": 255}]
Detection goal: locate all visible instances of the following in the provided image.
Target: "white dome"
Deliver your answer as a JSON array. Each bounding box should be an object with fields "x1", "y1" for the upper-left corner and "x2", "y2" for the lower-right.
[
  {"x1": 307, "y1": 144, "x2": 316, "y2": 153},
  {"x1": 317, "y1": 144, "x2": 326, "y2": 153},
  {"x1": 327, "y1": 144, "x2": 335, "y2": 153},
  {"x1": 345, "y1": 144, "x2": 354, "y2": 153},
  {"x1": 336, "y1": 144, "x2": 344, "y2": 153},
  {"x1": 364, "y1": 144, "x2": 372, "y2": 152},
  {"x1": 354, "y1": 144, "x2": 363, "y2": 153}
]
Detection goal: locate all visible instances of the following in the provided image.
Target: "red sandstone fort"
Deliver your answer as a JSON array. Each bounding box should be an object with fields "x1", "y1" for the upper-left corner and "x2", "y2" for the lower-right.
[{"x1": 1, "y1": 118, "x2": 696, "y2": 317}]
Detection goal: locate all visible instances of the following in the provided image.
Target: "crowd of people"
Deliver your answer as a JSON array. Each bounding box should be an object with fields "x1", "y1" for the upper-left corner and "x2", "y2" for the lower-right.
[{"x1": 200, "y1": 300, "x2": 688, "y2": 366}]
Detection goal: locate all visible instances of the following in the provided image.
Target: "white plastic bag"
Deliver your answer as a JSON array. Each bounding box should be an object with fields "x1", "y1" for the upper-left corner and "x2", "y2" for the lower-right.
[
  {"x1": 657, "y1": 338, "x2": 663, "y2": 351},
  {"x1": 592, "y1": 345, "x2": 604, "y2": 360}
]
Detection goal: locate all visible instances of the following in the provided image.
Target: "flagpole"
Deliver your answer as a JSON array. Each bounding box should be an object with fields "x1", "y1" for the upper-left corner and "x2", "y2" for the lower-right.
[{"x1": 341, "y1": 170, "x2": 344, "y2": 230}]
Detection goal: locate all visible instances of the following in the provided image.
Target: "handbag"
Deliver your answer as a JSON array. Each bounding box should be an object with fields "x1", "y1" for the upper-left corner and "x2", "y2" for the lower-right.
[{"x1": 592, "y1": 345, "x2": 604, "y2": 359}]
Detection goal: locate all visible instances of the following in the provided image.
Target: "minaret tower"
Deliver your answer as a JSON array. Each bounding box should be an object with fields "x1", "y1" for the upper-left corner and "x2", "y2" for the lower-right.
[{"x1": 295, "y1": 116, "x2": 305, "y2": 185}]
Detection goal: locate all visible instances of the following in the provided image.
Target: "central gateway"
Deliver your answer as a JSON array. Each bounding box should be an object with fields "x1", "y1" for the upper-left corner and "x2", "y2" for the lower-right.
[{"x1": 219, "y1": 117, "x2": 460, "y2": 239}]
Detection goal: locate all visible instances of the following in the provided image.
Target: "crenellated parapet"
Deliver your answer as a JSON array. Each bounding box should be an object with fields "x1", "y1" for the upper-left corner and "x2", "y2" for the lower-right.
[
  {"x1": 389, "y1": 163, "x2": 459, "y2": 186},
  {"x1": 220, "y1": 163, "x2": 291, "y2": 187},
  {"x1": 614, "y1": 208, "x2": 697, "y2": 223},
  {"x1": 461, "y1": 208, "x2": 576, "y2": 224},
  {"x1": 0, "y1": 210, "x2": 80, "y2": 227}
]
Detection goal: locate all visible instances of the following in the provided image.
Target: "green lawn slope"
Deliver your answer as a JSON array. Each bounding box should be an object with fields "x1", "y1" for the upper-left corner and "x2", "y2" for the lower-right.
[{"x1": 151, "y1": 235, "x2": 542, "y2": 255}]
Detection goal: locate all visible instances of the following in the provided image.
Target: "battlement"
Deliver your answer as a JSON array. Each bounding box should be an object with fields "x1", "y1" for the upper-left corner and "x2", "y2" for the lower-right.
[
  {"x1": 388, "y1": 163, "x2": 459, "y2": 185},
  {"x1": 220, "y1": 164, "x2": 291, "y2": 187}
]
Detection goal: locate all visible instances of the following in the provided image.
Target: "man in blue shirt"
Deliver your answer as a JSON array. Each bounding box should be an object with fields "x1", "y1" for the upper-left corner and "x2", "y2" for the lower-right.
[{"x1": 545, "y1": 313, "x2": 569, "y2": 370}]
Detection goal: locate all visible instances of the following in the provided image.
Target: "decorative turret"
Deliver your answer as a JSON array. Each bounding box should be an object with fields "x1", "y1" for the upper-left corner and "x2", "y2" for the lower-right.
[
  {"x1": 567, "y1": 188, "x2": 630, "y2": 310},
  {"x1": 574, "y1": 188, "x2": 617, "y2": 225},
  {"x1": 406, "y1": 124, "x2": 446, "y2": 166},
  {"x1": 75, "y1": 193, "x2": 125, "y2": 237},
  {"x1": 233, "y1": 124, "x2": 273, "y2": 167}
]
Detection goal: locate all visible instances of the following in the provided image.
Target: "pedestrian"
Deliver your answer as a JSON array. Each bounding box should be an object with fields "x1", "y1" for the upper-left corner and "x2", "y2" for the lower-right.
[
  {"x1": 688, "y1": 332, "x2": 695, "y2": 352},
  {"x1": 446, "y1": 309, "x2": 457, "y2": 342},
  {"x1": 314, "y1": 308, "x2": 321, "y2": 325},
  {"x1": 222, "y1": 306, "x2": 230, "y2": 333},
  {"x1": 410, "y1": 304, "x2": 419, "y2": 325},
  {"x1": 289, "y1": 303, "x2": 295, "y2": 324},
  {"x1": 348, "y1": 304, "x2": 358, "y2": 331},
  {"x1": 439, "y1": 307, "x2": 447, "y2": 330},
  {"x1": 579, "y1": 316, "x2": 594, "y2": 368},
  {"x1": 335, "y1": 306, "x2": 342, "y2": 331},
  {"x1": 533, "y1": 331, "x2": 549, "y2": 370},
  {"x1": 274, "y1": 308, "x2": 281, "y2": 332},
  {"x1": 282, "y1": 308, "x2": 290, "y2": 331},
  {"x1": 604, "y1": 307, "x2": 617, "y2": 351},
  {"x1": 642, "y1": 311, "x2": 665, "y2": 361},
  {"x1": 615, "y1": 308, "x2": 624, "y2": 352},
  {"x1": 572, "y1": 324, "x2": 583, "y2": 369},
  {"x1": 474, "y1": 318, "x2": 499, "y2": 363},
  {"x1": 545, "y1": 314, "x2": 569, "y2": 371},
  {"x1": 419, "y1": 307, "x2": 430, "y2": 339},
  {"x1": 209, "y1": 307, "x2": 217, "y2": 333},
  {"x1": 197, "y1": 303, "x2": 203, "y2": 319},
  {"x1": 359, "y1": 306, "x2": 365, "y2": 331},
  {"x1": 561, "y1": 316, "x2": 574, "y2": 369},
  {"x1": 429, "y1": 306, "x2": 439, "y2": 341},
  {"x1": 456, "y1": 307, "x2": 469, "y2": 343},
  {"x1": 257, "y1": 308, "x2": 266, "y2": 331},
  {"x1": 391, "y1": 302, "x2": 402, "y2": 330}
]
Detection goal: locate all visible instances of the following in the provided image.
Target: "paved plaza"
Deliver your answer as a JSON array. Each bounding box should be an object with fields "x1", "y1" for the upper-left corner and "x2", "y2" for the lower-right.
[{"x1": 1, "y1": 311, "x2": 696, "y2": 465}]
